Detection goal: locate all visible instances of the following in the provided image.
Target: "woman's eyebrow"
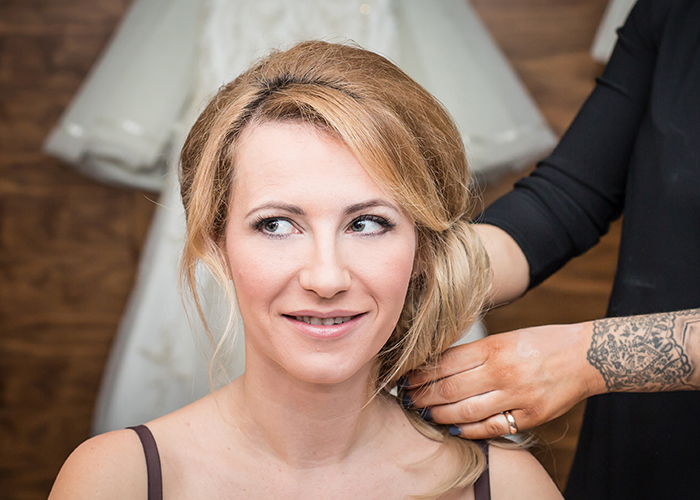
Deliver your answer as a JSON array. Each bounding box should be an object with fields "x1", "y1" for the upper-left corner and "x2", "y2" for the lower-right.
[
  {"x1": 245, "y1": 200, "x2": 397, "y2": 218},
  {"x1": 344, "y1": 199, "x2": 398, "y2": 215},
  {"x1": 245, "y1": 202, "x2": 305, "y2": 218}
]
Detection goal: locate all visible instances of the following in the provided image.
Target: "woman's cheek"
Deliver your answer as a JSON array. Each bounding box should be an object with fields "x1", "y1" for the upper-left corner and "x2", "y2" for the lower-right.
[
  {"x1": 355, "y1": 241, "x2": 414, "y2": 295},
  {"x1": 231, "y1": 242, "x2": 303, "y2": 296}
]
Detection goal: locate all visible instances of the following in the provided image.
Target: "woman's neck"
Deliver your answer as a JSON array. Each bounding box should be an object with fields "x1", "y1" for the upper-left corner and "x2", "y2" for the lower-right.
[{"x1": 226, "y1": 348, "x2": 395, "y2": 468}]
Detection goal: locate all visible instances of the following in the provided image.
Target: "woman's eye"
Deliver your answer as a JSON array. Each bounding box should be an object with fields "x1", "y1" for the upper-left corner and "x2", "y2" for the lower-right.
[
  {"x1": 348, "y1": 216, "x2": 392, "y2": 234},
  {"x1": 258, "y1": 218, "x2": 296, "y2": 236}
]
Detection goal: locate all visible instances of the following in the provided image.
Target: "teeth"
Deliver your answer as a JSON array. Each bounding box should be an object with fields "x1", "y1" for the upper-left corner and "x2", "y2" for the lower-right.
[{"x1": 295, "y1": 316, "x2": 353, "y2": 325}]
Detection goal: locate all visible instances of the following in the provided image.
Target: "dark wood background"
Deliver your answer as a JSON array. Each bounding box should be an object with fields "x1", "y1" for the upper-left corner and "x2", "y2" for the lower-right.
[{"x1": 0, "y1": 0, "x2": 619, "y2": 497}]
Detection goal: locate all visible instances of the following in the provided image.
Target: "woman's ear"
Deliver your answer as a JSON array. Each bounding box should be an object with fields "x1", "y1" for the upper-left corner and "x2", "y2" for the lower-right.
[
  {"x1": 411, "y1": 235, "x2": 427, "y2": 279},
  {"x1": 215, "y1": 234, "x2": 233, "y2": 281}
]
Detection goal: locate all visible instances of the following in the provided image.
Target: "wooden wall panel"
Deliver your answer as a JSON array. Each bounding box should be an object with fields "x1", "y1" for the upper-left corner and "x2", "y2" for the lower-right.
[{"x1": 0, "y1": 1, "x2": 153, "y2": 498}]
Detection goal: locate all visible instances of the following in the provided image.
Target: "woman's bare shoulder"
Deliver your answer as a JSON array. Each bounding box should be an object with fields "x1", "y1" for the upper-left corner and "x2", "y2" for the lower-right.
[
  {"x1": 487, "y1": 443, "x2": 563, "y2": 500},
  {"x1": 48, "y1": 429, "x2": 147, "y2": 500}
]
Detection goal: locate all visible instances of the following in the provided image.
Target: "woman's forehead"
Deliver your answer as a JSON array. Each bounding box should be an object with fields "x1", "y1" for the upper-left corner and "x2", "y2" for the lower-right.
[{"x1": 230, "y1": 122, "x2": 399, "y2": 211}]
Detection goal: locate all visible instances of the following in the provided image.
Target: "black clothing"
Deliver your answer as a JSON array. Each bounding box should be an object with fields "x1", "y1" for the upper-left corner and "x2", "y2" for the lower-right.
[{"x1": 481, "y1": 0, "x2": 700, "y2": 498}]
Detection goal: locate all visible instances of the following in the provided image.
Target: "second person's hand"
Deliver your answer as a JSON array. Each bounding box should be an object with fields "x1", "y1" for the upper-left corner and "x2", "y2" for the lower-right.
[{"x1": 405, "y1": 322, "x2": 606, "y2": 439}]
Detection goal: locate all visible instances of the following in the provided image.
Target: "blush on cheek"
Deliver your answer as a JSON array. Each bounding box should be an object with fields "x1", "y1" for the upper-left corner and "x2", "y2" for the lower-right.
[
  {"x1": 371, "y1": 254, "x2": 415, "y2": 308},
  {"x1": 229, "y1": 248, "x2": 297, "y2": 302},
  {"x1": 380, "y1": 245, "x2": 415, "y2": 282}
]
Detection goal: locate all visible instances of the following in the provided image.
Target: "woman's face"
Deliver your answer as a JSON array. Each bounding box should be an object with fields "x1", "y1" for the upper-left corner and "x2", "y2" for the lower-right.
[{"x1": 224, "y1": 122, "x2": 416, "y2": 385}]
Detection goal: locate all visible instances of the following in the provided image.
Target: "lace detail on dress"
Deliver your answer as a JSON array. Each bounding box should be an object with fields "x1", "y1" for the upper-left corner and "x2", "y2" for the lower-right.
[{"x1": 198, "y1": 0, "x2": 399, "y2": 95}]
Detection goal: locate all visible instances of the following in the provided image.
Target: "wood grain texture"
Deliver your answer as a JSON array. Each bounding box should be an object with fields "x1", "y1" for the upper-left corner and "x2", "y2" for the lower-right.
[
  {"x1": 0, "y1": 0, "x2": 618, "y2": 497},
  {"x1": 0, "y1": 1, "x2": 153, "y2": 498}
]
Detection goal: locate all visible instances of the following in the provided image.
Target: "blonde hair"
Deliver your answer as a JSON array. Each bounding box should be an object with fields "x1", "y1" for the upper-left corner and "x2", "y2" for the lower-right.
[{"x1": 179, "y1": 41, "x2": 491, "y2": 497}]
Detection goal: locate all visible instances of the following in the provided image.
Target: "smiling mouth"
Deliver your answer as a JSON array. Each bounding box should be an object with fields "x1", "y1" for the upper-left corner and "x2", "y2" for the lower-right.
[{"x1": 291, "y1": 315, "x2": 357, "y2": 326}]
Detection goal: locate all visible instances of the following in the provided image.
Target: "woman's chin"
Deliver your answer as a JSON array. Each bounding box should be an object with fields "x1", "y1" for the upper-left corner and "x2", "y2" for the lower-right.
[{"x1": 281, "y1": 357, "x2": 374, "y2": 387}]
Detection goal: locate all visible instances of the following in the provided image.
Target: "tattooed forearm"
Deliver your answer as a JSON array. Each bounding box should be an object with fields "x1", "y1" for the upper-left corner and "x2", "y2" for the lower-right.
[{"x1": 587, "y1": 308, "x2": 700, "y2": 392}]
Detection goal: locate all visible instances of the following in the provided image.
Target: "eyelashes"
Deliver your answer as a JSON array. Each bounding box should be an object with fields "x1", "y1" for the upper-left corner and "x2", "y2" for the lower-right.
[
  {"x1": 348, "y1": 215, "x2": 395, "y2": 234},
  {"x1": 251, "y1": 214, "x2": 395, "y2": 239},
  {"x1": 251, "y1": 216, "x2": 297, "y2": 238}
]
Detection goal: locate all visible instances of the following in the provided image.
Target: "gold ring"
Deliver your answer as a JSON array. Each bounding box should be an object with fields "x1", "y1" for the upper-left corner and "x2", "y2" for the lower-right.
[{"x1": 503, "y1": 411, "x2": 518, "y2": 435}]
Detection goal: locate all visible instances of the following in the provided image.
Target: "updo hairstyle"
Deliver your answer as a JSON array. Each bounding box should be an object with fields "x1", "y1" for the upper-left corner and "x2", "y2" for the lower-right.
[{"x1": 179, "y1": 41, "x2": 491, "y2": 496}]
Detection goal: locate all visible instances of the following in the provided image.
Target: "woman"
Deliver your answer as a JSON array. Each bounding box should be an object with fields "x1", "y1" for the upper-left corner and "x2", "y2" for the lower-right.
[
  {"x1": 49, "y1": 41, "x2": 561, "y2": 499},
  {"x1": 63, "y1": 0, "x2": 555, "y2": 436}
]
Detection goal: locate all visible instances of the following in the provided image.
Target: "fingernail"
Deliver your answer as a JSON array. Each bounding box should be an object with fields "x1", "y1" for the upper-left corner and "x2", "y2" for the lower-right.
[
  {"x1": 448, "y1": 425, "x2": 462, "y2": 437},
  {"x1": 397, "y1": 375, "x2": 410, "y2": 390},
  {"x1": 401, "y1": 393, "x2": 414, "y2": 409},
  {"x1": 419, "y1": 407, "x2": 432, "y2": 422}
]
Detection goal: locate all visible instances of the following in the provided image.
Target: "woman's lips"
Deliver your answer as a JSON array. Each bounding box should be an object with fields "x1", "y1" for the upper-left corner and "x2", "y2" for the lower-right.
[{"x1": 283, "y1": 313, "x2": 365, "y2": 339}]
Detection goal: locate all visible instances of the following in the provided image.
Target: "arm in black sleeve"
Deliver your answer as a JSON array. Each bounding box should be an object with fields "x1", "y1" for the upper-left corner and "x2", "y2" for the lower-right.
[{"x1": 480, "y1": 0, "x2": 667, "y2": 288}]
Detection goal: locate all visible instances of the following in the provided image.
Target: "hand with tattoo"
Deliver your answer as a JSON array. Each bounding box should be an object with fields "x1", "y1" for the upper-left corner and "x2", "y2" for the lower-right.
[
  {"x1": 589, "y1": 309, "x2": 700, "y2": 392},
  {"x1": 404, "y1": 308, "x2": 700, "y2": 439}
]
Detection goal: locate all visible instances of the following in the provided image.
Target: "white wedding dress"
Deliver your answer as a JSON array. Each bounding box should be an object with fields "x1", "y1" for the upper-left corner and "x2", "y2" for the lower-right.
[
  {"x1": 590, "y1": 0, "x2": 636, "y2": 63},
  {"x1": 44, "y1": 0, "x2": 556, "y2": 434}
]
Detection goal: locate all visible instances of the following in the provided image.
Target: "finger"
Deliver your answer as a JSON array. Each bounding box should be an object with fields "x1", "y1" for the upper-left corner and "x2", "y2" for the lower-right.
[
  {"x1": 422, "y1": 391, "x2": 510, "y2": 425},
  {"x1": 408, "y1": 366, "x2": 495, "y2": 408},
  {"x1": 449, "y1": 410, "x2": 529, "y2": 440},
  {"x1": 407, "y1": 342, "x2": 487, "y2": 387}
]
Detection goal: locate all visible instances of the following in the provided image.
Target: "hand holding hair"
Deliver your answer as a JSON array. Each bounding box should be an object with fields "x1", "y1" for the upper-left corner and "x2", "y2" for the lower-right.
[
  {"x1": 406, "y1": 321, "x2": 601, "y2": 439},
  {"x1": 406, "y1": 309, "x2": 700, "y2": 439}
]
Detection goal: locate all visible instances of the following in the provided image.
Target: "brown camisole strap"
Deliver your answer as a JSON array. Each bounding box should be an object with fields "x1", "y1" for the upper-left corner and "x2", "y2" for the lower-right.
[
  {"x1": 128, "y1": 425, "x2": 163, "y2": 500},
  {"x1": 125, "y1": 424, "x2": 488, "y2": 500},
  {"x1": 473, "y1": 440, "x2": 491, "y2": 500}
]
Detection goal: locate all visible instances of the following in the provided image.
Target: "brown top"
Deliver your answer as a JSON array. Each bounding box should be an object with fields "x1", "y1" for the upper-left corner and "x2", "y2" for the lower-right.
[
  {"x1": 473, "y1": 440, "x2": 491, "y2": 500},
  {"x1": 128, "y1": 425, "x2": 491, "y2": 500},
  {"x1": 128, "y1": 425, "x2": 163, "y2": 500}
]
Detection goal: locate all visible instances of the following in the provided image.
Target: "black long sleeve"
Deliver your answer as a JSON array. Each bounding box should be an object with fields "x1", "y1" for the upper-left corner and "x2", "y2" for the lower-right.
[
  {"x1": 480, "y1": 2, "x2": 700, "y2": 498},
  {"x1": 482, "y1": 0, "x2": 699, "y2": 314}
]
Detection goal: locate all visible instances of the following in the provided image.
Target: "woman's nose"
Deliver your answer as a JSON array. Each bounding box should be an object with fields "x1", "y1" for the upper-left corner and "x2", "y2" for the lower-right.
[{"x1": 298, "y1": 240, "x2": 351, "y2": 298}]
